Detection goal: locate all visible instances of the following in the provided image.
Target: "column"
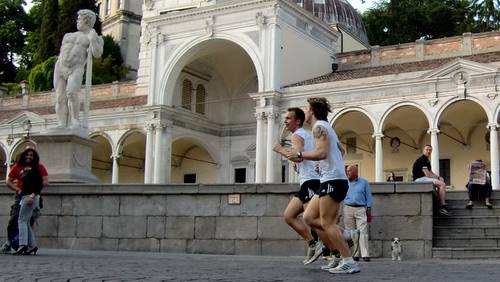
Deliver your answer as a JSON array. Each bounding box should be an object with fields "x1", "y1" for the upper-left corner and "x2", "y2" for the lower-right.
[
  {"x1": 428, "y1": 128, "x2": 440, "y2": 176},
  {"x1": 489, "y1": 123, "x2": 499, "y2": 190},
  {"x1": 373, "y1": 133, "x2": 384, "y2": 182},
  {"x1": 267, "y1": 19, "x2": 282, "y2": 90},
  {"x1": 144, "y1": 122, "x2": 155, "y2": 183},
  {"x1": 153, "y1": 121, "x2": 172, "y2": 184},
  {"x1": 266, "y1": 111, "x2": 279, "y2": 183},
  {"x1": 111, "y1": 154, "x2": 121, "y2": 184},
  {"x1": 255, "y1": 112, "x2": 266, "y2": 183}
]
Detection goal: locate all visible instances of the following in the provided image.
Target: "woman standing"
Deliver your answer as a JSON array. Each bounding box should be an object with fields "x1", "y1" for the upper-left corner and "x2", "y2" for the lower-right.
[{"x1": 7, "y1": 148, "x2": 46, "y2": 255}]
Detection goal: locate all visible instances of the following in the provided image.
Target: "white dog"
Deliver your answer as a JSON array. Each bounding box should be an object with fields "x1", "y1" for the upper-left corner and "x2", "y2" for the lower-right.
[{"x1": 391, "y1": 237, "x2": 402, "y2": 261}]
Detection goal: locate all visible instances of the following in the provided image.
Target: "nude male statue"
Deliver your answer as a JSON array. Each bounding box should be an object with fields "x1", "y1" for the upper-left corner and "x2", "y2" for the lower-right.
[{"x1": 53, "y1": 9, "x2": 104, "y2": 129}]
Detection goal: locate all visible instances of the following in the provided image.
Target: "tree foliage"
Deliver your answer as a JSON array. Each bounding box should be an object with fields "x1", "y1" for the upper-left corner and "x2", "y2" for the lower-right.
[
  {"x1": 34, "y1": 0, "x2": 58, "y2": 65},
  {"x1": 28, "y1": 55, "x2": 56, "y2": 91},
  {"x1": 470, "y1": 0, "x2": 500, "y2": 32},
  {"x1": 362, "y1": 0, "x2": 473, "y2": 46},
  {"x1": 91, "y1": 35, "x2": 128, "y2": 85},
  {"x1": 0, "y1": 0, "x2": 31, "y2": 83},
  {"x1": 58, "y1": 0, "x2": 101, "y2": 44}
]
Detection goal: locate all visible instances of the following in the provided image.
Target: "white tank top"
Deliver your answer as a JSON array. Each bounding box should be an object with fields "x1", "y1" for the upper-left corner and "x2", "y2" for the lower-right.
[
  {"x1": 294, "y1": 128, "x2": 320, "y2": 185},
  {"x1": 313, "y1": 120, "x2": 347, "y2": 183}
]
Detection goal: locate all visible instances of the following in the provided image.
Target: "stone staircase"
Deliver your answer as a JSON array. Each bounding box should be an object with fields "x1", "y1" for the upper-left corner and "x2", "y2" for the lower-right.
[{"x1": 433, "y1": 191, "x2": 500, "y2": 259}]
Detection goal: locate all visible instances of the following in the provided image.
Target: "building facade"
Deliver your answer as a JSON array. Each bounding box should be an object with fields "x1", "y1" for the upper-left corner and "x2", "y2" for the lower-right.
[{"x1": 1, "y1": 0, "x2": 500, "y2": 191}]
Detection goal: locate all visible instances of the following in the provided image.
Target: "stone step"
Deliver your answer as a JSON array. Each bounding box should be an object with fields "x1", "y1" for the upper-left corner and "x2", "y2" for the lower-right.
[
  {"x1": 433, "y1": 247, "x2": 500, "y2": 259},
  {"x1": 433, "y1": 236, "x2": 500, "y2": 248},
  {"x1": 441, "y1": 207, "x2": 500, "y2": 216},
  {"x1": 434, "y1": 215, "x2": 500, "y2": 226},
  {"x1": 433, "y1": 225, "x2": 500, "y2": 237},
  {"x1": 445, "y1": 191, "x2": 500, "y2": 201}
]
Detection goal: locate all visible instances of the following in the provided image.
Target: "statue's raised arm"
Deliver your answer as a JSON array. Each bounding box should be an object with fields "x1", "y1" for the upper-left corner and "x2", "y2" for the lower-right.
[{"x1": 53, "y1": 9, "x2": 103, "y2": 130}]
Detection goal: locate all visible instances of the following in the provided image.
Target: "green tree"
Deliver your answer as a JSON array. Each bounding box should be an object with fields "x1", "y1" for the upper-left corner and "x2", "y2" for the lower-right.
[
  {"x1": 58, "y1": 0, "x2": 101, "y2": 47},
  {"x1": 0, "y1": 0, "x2": 31, "y2": 83},
  {"x1": 28, "y1": 55, "x2": 57, "y2": 91},
  {"x1": 91, "y1": 35, "x2": 128, "y2": 84},
  {"x1": 362, "y1": 0, "x2": 472, "y2": 46},
  {"x1": 34, "y1": 0, "x2": 59, "y2": 65},
  {"x1": 470, "y1": 0, "x2": 500, "y2": 32}
]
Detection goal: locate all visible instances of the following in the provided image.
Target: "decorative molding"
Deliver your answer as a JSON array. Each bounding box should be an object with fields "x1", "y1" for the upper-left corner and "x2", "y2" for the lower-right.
[
  {"x1": 205, "y1": 16, "x2": 215, "y2": 37},
  {"x1": 266, "y1": 112, "x2": 279, "y2": 120},
  {"x1": 427, "y1": 128, "x2": 440, "y2": 134},
  {"x1": 487, "y1": 123, "x2": 499, "y2": 130},
  {"x1": 144, "y1": 122, "x2": 155, "y2": 131},
  {"x1": 487, "y1": 92, "x2": 498, "y2": 100},
  {"x1": 145, "y1": 0, "x2": 154, "y2": 11},
  {"x1": 254, "y1": 112, "x2": 267, "y2": 121},
  {"x1": 255, "y1": 12, "x2": 266, "y2": 28},
  {"x1": 428, "y1": 98, "x2": 439, "y2": 107}
]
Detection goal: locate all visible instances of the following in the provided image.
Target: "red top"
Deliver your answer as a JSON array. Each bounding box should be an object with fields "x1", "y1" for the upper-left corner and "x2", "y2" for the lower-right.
[{"x1": 8, "y1": 163, "x2": 48, "y2": 190}]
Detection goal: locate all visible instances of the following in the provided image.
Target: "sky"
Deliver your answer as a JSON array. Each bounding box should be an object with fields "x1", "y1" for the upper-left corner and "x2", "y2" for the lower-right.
[{"x1": 23, "y1": 0, "x2": 379, "y2": 13}]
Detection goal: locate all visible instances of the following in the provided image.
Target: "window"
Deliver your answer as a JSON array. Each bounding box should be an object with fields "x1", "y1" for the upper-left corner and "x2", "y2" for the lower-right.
[
  {"x1": 346, "y1": 137, "x2": 357, "y2": 154},
  {"x1": 195, "y1": 84, "x2": 206, "y2": 114},
  {"x1": 182, "y1": 79, "x2": 193, "y2": 110},
  {"x1": 234, "y1": 168, "x2": 246, "y2": 183},
  {"x1": 184, "y1": 173, "x2": 196, "y2": 183},
  {"x1": 439, "y1": 159, "x2": 451, "y2": 185},
  {"x1": 105, "y1": 0, "x2": 111, "y2": 15}
]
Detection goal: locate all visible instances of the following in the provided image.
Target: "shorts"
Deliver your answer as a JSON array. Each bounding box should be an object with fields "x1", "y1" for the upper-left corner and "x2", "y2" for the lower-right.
[
  {"x1": 319, "y1": 179, "x2": 349, "y2": 202},
  {"x1": 294, "y1": 179, "x2": 320, "y2": 203}
]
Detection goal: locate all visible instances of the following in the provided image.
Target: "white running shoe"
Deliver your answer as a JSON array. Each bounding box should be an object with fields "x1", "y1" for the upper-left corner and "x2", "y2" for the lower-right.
[
  {"x1": 321, "y1": 255, "x2": 341, "y2": 271},
  {"x1": 303, "y1": 243, "x2": 316, "y2": 264},
  {"x1": 329, "y1": 261, "x2": 360, "y2": 274},
  {"x1": 303, "y1": 241, "x2": 324, "y2": 265}
]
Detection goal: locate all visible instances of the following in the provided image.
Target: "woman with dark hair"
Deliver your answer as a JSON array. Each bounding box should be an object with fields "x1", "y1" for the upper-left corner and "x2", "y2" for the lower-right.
[{"x1": 6, "y1": 147, "x2": 47, "y2": 255}]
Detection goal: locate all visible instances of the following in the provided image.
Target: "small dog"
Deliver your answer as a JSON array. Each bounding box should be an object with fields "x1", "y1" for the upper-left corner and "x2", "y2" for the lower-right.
[{"x1": 391, "y1": 237, "x2": 402, "y2": 261}]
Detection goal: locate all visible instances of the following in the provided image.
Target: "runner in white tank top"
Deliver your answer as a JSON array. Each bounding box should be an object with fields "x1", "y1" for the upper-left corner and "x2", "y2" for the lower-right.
[
  {"x1": 284, "y1": 98, "x2": 360, "y2": 274},
  {"x1": 272, "y1": 108, "x2": 322, "y2": 264}
]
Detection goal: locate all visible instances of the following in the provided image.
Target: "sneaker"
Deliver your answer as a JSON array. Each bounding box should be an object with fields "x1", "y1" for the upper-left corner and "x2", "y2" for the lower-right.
[
  {"x1": 0, "y1": 242, "x2": 11, "y2": 254},
  {"x1": 303, "y1": 241, "x2": 324, "y2": 265},
  {"x1": 329, "y1": 261, "x2": 360, "y2": 274},
  {"x1": 362, "y1": 257, "x2": 371, "y2": 262},
  {"x1": 439, "y1": 207, "x2": 450, "y2": 216},
  {"x1": 303, "y1": 243, "x2": 316, "y2": 264},
  {"x1": 321, "y1": 255, "x2": 341, "y2": 270}
]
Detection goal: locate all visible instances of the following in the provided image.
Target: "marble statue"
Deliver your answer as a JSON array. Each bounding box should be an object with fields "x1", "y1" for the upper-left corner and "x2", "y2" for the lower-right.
[{"x1": 53, "y1": 9, "x2": 103, "y2": 129}]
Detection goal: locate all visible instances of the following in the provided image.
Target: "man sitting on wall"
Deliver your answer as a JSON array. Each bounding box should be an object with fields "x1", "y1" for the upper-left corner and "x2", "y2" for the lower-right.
[{"x1": 412, "y1": 144, "x2": 449, "y2": 216}]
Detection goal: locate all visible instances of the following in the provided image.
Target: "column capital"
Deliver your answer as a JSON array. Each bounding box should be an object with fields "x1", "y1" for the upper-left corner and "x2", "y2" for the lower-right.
[
  {"x1": 372, "y1": 132, "x2": 384, "y2": 139},
  {"x1": 111, "y1": 154, "x2": 121, "y2": 160},
  {"x1": 427, "y1": 128, "x2": 440, "y2": 134},
  {"x1": 266, "y1": 111, "x2": 279, "y2": 120},
  {"x1": 488, "y1": 123, "x2": 499, "y2": 130},
  {"x1": 155, "y1": 120, "x2": 167, "y2": 130},
  {"x1": 255, "y1": 111, "x2": 267, "y2": 120},
  {"x1": 144, "y1": 121, "x2": 155, "y2": 131}
]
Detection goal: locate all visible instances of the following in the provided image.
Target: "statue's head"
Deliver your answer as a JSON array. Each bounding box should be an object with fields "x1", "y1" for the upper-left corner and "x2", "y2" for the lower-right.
[{"x1": 77, "y1": 9, "x2": 97, "y2": 30}]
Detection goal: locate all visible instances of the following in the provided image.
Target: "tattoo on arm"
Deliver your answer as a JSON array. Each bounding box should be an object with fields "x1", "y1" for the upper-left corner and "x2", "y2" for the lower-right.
[{"x1": 313, "y1": 126, "x2": 328, "y2": 141}]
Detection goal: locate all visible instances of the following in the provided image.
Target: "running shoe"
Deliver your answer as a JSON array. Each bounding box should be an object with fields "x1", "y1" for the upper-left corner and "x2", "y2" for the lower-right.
[
  {"x1": 303, "y1": 242, "x2": 316, "y2": 264},
  {"x1": 321, "y1": 255, "x2": 341, "y2": 270},
  {"x1": 328, "y1": 261, "x2": 360, "y2": 274},
  {"x1": 303, "y1": 241, "x2": 324, "y2": 265}
]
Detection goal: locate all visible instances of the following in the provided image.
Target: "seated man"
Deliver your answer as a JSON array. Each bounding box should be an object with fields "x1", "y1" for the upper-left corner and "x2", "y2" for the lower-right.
[
  {"x1": 412, "y1": 144, "x2": 449, "y2": 215},
  {"x1": 466, "y1": 160, "x2": 493, "y2": 209}
]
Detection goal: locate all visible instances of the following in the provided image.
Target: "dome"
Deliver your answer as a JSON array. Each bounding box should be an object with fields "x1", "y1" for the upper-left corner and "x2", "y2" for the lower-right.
[{"x1": 292, "y1": 0, "x2": 369, "y2": 45}]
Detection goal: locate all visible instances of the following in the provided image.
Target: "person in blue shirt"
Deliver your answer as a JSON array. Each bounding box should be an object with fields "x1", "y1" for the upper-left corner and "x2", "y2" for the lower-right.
[{"x1": 343, "y1": 165, "x2": 372, "y2": 262}]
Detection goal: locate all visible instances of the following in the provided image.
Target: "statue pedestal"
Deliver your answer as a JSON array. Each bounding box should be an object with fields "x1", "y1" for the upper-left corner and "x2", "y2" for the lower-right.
[{"x1": 31, "y1": 133, "x2": 98, "y2": 183}]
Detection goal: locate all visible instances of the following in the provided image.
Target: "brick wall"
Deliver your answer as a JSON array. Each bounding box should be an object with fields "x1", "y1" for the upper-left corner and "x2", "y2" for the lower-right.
[
  {"x1": 0, "y1": 81, "x2": 146, "y2": 122},
  {"x1": 338, "y1": 31, "x2": 500, "y2": 70},
  {"x1": 0, "y1": 182, "x2": 434, "y2": 258}
]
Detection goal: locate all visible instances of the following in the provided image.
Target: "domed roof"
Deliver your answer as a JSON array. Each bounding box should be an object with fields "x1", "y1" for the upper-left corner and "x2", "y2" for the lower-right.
[{"x1": 292, "y1": 0, "x2": 369, "y2": 45}]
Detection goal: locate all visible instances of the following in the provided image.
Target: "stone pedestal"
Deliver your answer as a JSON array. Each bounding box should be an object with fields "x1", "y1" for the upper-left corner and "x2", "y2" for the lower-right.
[{"x1": 31, "y1": 133, "x2": 98, "y2": 183}]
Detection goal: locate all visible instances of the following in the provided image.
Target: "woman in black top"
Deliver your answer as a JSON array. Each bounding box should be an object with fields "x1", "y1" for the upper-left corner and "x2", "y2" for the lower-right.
[{"x1": 13, "y1": 148, "x2": 44, "y2": 255}]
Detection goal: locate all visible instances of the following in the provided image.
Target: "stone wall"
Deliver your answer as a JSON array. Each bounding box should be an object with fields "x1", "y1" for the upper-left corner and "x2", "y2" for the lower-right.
[{"x1": 0, "y1": 182, "x2": 434, "y2": 258}]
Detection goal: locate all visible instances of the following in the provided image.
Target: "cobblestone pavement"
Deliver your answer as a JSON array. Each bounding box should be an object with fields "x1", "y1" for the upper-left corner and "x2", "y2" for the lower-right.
[{"x1": 0, "y1": 249, "x2": 499, "y2": 281}]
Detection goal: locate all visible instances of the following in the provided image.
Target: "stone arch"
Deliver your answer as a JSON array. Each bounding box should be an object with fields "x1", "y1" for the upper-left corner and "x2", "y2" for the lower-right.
[
  {"x1": 171, "y1": 135, "x2": 220, "y2": 165},
  {"x1": 159, "y1": 34, "x2": 264, "y2": 106},
  {"x1": 0, "y1": 142, "x2": 7, "y2": 179},
  {"x1": 380, "y1": 102, "x2": 432, "y2": 132},
  {"x1": 434, "y1": 96, "x2": 491, "y2": 128},
  {"x1": 9, "y1": 139, "x2": 36, "y2": 164},
  {"x1": 331, "y1": 107, "x2": 377, "y2": 132},
  {"x1": 116, "y1": 128, "x2": 145, "y2": 155},
  {"x1": 89, "y1": 132, "x2": 114, "y2": 183}
]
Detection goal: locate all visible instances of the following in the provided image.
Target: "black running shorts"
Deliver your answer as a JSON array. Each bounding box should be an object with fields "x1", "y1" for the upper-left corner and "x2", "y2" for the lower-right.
[
  {"x1": 318, "y1": 179, "x2": 349, "y2": 202},
  {"x1": 294, "y1": 179, "x2": 320, "y2": 203}
]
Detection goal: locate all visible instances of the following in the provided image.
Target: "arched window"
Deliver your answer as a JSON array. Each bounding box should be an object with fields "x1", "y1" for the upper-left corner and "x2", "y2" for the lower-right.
[
  {"x1": 196, "y1": 84, "x2": 206, "y2": 114},
  {"x1": 182, "y1": 79, "x2": 193, "y2": 110}
]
